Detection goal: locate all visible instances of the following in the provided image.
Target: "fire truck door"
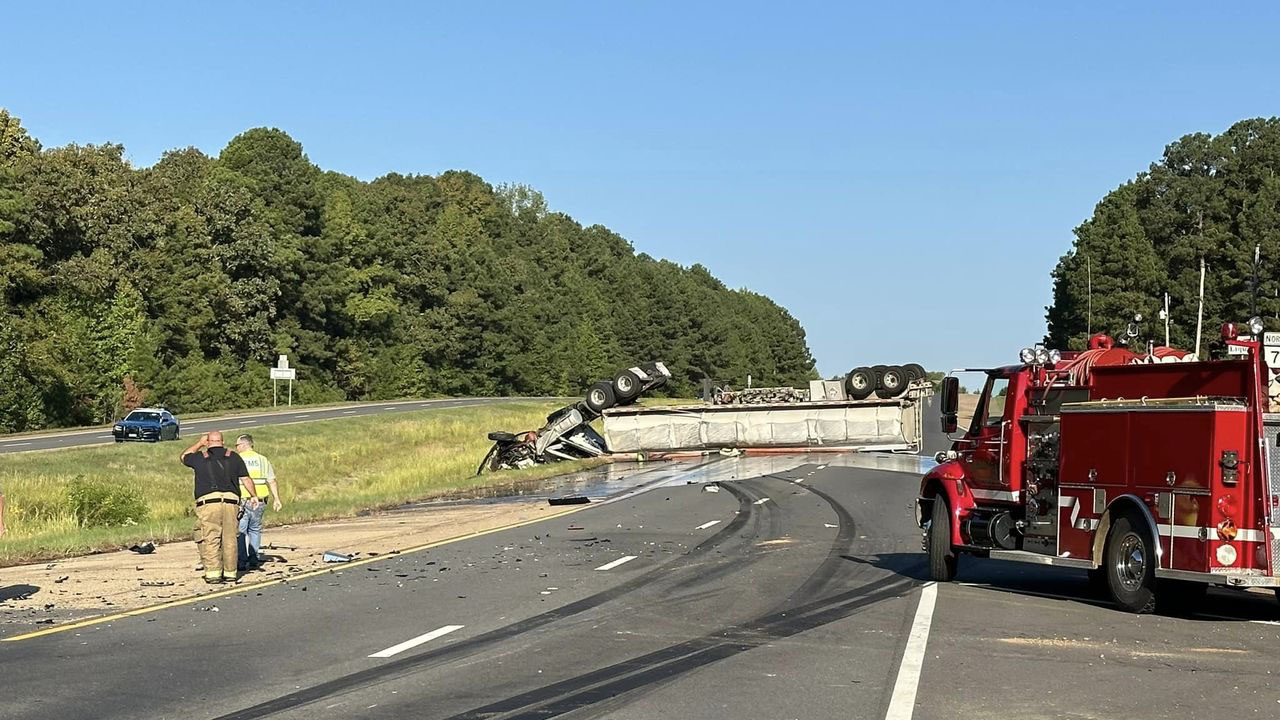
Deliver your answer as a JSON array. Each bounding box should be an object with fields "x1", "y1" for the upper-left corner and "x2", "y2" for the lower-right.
[{"x1": 962, "y1": 376, "x2": 1011, "y2": 489}]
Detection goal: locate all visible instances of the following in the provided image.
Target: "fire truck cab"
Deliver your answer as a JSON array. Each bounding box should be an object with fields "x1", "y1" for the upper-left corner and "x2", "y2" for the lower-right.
[{"x1": 919, "y1": 325, "x2": 1280, "y2": 612}]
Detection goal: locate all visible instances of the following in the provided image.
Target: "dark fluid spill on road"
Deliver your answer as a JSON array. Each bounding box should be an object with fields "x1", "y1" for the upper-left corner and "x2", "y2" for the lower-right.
[{"x1": 399, "y1": 450, "x2": 936, "y2": 513}]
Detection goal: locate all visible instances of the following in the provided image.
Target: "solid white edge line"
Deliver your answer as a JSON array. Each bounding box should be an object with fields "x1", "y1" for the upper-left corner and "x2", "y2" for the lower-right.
[
  {"x1": 595, "y1": 555, "x2": 639, "y2": 571},
  {"x1": 884, "y1": 582, "x2": 938, "y2": 720},
  {"x1": 368, "y1": 624, "x2": 464, "y2": 658},
  {"x1": 695, "y1": 520, "x2": 721, "y2": 530}
]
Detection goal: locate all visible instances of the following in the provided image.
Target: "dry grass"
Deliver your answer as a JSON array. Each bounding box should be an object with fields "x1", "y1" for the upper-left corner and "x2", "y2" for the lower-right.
[{"x1": 0, "y1": 400, "x2": 587, "y2": 566}]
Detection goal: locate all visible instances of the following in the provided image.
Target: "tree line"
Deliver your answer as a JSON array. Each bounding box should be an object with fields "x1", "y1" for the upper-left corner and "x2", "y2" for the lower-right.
[
  {"x1": 1047, "y1": 117, "x2": 1280, "y2": 352},
  {"x1": 0, "y1": 110, "x2": 816, "y2": 432}
]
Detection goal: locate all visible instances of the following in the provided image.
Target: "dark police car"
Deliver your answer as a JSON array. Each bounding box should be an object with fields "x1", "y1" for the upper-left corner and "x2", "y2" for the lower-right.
[{"x1": 112, "y1": 408, "x2": 181, "y2": 442}]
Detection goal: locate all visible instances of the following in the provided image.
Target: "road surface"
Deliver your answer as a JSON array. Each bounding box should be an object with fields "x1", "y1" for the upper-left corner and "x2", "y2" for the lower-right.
[
  {"x1": 4, "y1": 454, "x2": 1278, "y2": 719},
  {"x1": 0, "y1": 398, "x2": 524, "y2": 455}
]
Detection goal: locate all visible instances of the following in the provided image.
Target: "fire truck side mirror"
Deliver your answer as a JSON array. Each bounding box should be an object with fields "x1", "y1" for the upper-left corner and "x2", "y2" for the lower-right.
[{"x1": 940, "y1": 376, "x2": 960, "y2": 433}]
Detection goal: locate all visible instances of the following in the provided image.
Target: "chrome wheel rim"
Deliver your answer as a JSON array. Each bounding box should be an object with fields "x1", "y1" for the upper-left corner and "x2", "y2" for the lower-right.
[
  {"x1": 1115, "y1": 534, "x2": 1146, "y2": 592},
  {"x1": 590, "y1": 389, "x2": 606, "y2": 405},
  {"x1": 852, "y1": 375, "x2": 867, "y2": 389}
]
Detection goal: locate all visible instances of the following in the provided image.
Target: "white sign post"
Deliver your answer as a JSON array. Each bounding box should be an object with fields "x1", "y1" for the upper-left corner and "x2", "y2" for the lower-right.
[{"x1": 270, "y1": 355, "x2": 297, "y2": 406}]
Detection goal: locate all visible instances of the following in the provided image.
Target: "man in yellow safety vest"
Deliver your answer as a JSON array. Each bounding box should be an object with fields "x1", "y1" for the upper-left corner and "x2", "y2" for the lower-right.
[{"x1": 234, "y1": 434, "x2": 282, "y2": 571}]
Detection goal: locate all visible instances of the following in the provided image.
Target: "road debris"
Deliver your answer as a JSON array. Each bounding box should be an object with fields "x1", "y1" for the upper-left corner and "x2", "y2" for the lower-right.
[
  {"x1": 264, "y1": 543, "x2": 298, "y2": 551},
  {"x1": 703, "y1": 485, "x2": 720, "y2": 493},
  {"x1": 54, "y1": 576, "x2": 69, "y2": 584},
  {"x1": 140, "y1": 581, "x2": 174, "y2": 587},
  {"x1": 322, "y1": 551, "x2": 353, "y2": 563},
  {"x1": 548, "y1": 496, "x2": 590, "y2": 506},
  {"x1": 128, "y1": 542, "x2": 156, "y2": 555}
]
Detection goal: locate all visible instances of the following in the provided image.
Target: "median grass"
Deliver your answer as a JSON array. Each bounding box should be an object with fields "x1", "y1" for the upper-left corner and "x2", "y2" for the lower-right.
[{"x1": 0, "y1": 400, "x2": 597, "y2": 567}]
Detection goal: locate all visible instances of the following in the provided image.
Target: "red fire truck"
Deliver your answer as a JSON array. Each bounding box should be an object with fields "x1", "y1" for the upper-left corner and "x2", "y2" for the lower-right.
[{"x1": 920, "y1": 321, "x2": 1280, "y2": 612}]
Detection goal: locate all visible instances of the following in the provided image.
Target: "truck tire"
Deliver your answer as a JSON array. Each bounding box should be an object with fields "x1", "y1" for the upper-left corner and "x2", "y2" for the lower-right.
[
  {"x1": 875, "y1": 365, "x2": 908, "y2": 398},
  {"x1": 585, "y1": 381, "x2": 616, "y2": 414},
  {"x1": 928, "y1": 496, "x2": 958, "y2": 582},
  {"x1": 845, "y1": 367, "x2": 876, "y2": 400},
  {"x1": 1103, "y1": 515, "x2": 1158, "y2": 613},
  {"x1": 612, "y1": 370, "x2": 641, "y2": 403},
  {"x1": 903, "y1": 363, "x2": 926, "y2": 384}
]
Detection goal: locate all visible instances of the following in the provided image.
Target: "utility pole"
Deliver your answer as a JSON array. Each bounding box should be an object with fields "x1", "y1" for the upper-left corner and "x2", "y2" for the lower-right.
[
  {"x1": 1253, "y1": 243, "x2": 1261, "y2": 318},
  {"x1": 1086, "y1": 254, "x2": 1093, "y2": 337},
  {"x1": 1162, "y1": 292, "x2": 1170, "y2": 347},
  {"x1": 1195, "y1": 257, "x2": 1207, "y2": 358}
]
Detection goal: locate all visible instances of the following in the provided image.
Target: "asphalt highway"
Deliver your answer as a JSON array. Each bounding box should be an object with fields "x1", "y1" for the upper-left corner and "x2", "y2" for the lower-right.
[
  {"x1": 5, "y1": 453, "x2": 1278, "y2": 719},
  {"x1": 0, "y1": 398, "x2": 521, "y2": 455}
]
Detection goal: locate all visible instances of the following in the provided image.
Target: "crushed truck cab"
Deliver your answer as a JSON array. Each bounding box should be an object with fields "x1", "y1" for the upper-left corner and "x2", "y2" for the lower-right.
[{"x1": 919, "y1": 327, "x2": 1280, "y2": 612}]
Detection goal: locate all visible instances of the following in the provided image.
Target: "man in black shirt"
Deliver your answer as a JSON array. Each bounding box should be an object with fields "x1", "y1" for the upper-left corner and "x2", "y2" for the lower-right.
[{"x1": 181, "y1": 431, "x2": 254, "y2": 584}]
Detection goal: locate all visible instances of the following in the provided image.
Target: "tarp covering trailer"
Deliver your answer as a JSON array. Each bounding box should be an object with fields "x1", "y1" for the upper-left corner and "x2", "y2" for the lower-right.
[{"x1": 603, "y1": 385, "x2": 932, "y2": 454}]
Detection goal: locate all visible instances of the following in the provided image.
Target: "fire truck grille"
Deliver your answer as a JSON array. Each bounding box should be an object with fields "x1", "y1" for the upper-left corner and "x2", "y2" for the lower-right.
[{"x1": 1265, "y1": 420, "x2": 1280, "y2": 575}]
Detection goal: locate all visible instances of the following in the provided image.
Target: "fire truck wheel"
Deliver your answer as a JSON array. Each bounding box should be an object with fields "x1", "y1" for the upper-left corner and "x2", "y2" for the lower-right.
[
  {"x1": 845, "y1": 367, "x2": 876, "y2": 400},
  {"x1": 875, "y1": 366, "x2": 908, "y2": 398},
  {"x1": 1103, "y1": 515, "x2": 1157, "y2": 613},
  {"x1": 928, "y1": 497, "x2": 958, "y2": 582},
  {"x1": 585, "y1": 382, "x2": 616, "y2": 414}
]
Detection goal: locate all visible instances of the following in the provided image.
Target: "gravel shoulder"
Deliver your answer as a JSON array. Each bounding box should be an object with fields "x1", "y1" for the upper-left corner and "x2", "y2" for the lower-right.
[{"x1": 0, "y1": 499, "x2": 568, "y2": 626}]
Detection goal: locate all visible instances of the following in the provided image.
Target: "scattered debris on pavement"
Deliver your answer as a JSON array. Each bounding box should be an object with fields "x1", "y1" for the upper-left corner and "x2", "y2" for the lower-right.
[
  {"x1": 322, "y1": 551, "x2": 353, "y2": 563},
  {"x1": 128, "y1": 542, "x2": 156, "y2": 555}
]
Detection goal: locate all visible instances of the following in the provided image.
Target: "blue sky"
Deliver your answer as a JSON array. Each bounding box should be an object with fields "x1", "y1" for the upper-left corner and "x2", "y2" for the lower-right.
[{"x1": 6, "y1": 2, "x2": 1279, "y2": 376}]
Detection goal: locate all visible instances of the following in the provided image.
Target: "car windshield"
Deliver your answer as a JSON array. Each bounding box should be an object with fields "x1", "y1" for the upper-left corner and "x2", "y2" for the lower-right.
[{"x1": 125, "y1": 412, "x2": 161, "y2": 422}]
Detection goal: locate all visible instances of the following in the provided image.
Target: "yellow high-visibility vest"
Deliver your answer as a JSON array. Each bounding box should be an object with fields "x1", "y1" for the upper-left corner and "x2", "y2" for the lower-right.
[{"x1": 237, "y1": 449, "x2": 275, "y2": 499}]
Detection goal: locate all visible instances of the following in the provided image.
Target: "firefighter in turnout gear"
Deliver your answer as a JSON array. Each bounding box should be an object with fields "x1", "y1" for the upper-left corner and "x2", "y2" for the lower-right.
[{"x1": 181, "y1": 431, "x2": 254, "y2": 583}]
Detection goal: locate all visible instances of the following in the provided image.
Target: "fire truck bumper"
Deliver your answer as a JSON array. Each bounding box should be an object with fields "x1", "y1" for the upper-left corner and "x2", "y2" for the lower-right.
[{"x1": 1158, "y1": 568, "x2": 1280, "y2": 586}]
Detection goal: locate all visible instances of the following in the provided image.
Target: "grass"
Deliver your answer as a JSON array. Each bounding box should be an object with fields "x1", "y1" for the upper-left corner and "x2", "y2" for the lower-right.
[{"x1": 0, "y1": 400, "x2": 595, "y2": 567}]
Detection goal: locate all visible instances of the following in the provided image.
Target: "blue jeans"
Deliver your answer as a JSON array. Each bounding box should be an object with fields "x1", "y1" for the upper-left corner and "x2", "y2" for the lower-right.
[{"x1": 237, "y1": 500, "x2": 267, "y2": 569}]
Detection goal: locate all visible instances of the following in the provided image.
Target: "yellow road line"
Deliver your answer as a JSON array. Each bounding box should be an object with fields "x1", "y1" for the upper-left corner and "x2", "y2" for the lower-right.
[{"x1": 3, "y1": 504, "x2": 590, "y2": 643}]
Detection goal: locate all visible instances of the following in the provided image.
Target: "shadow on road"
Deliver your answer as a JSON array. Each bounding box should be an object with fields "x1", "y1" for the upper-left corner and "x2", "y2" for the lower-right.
[{"x1": 861, "y1": 551, "x2": 1280, "y2": 622}]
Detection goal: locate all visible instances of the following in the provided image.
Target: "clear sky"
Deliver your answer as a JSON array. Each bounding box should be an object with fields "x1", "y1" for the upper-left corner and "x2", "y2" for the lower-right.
[{"x1": 6, "y1": 2, "x2": 1279, "y2": 376}]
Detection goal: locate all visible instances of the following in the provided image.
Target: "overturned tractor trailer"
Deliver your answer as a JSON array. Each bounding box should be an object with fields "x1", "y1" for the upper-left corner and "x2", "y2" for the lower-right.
[
  {"x1": 920, "y1": 324, "x2": 1280, "y2": 613},
  {"x1": 603, "y1": 382, "x2": 933, "y2": 454}
]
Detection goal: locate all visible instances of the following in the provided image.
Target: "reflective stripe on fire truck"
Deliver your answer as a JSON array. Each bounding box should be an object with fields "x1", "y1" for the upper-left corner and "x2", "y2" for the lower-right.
[
  {"x1": 970, "y1": 488, "x2": 1019, "y2": 502},
  {"x1": 1154, "y1": 524, "x2": 1267, "y2": 542},
  {"x1": 1058, "y1": 495, "x2": 1099, "y2": 530}
]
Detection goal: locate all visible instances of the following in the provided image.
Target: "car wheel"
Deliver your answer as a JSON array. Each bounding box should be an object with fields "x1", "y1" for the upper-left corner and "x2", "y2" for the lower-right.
[
  {"x1": 844, "y1": 367, "x2": 876, "y2": 400},
  {"x1": 584, "y1": 381, "x2": 616, "y2": 414},
  {"x1": 928, "y1": 496, "x2": 958, "y2": 582},
  {"x1": 613, "y1": 370, "x2": 641, "y2": 402},
  {"x1": 115, "y1": 438, "x2": 123, "y2": 444},
  {"x1": 875, "y1": 366, "x2": 908, "y2": 398},
  {"x1": 1104, "y1": 515, "x2": 1158, "y2": 613}
]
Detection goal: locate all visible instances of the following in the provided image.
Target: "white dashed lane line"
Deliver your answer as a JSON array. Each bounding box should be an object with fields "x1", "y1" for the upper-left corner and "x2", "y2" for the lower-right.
[
  {"x1": 884, "y1": 582, "x2": 938, "y2": 720},
  {"x1": 368, "y1": 625, "x2": 464, "y2": 659},
  {"x1": 695, "y1": 520, "x2": 721, "y2": 530},
  {"x1": 753, "y1": 497, "x2": 770, "y2": 505},
  {"x1": 343, "y1": 411, "x2": 357, "y2": 415},
  {"x1": 1, "y1": 442, "x2": 31, "y2": 447},
  {"x1": 595, "y1": 556, "x2": 638, "y2": 571}
]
